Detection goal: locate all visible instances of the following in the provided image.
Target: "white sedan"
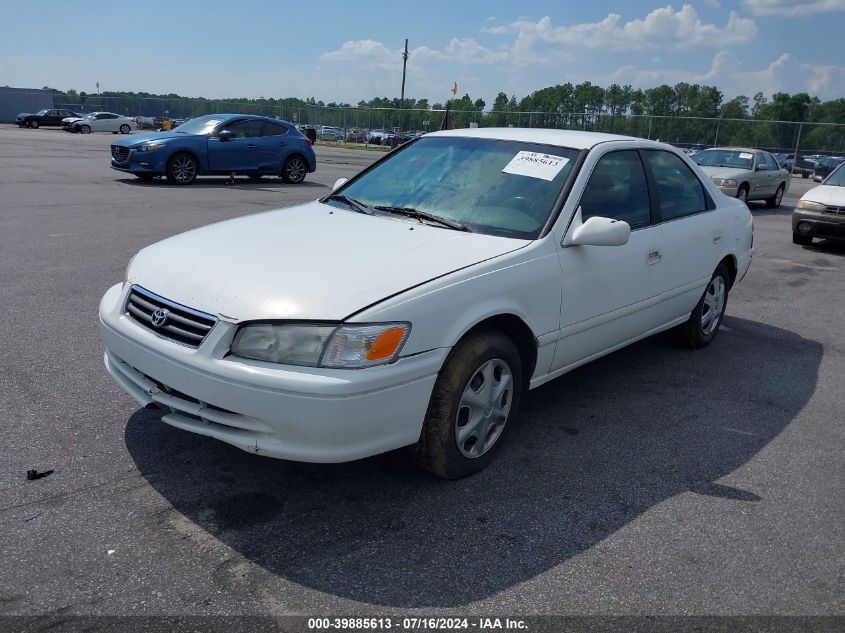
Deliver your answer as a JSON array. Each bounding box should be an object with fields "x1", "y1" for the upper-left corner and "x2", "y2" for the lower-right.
[
  {"x1": 99, "y1": 128, "x2": 753, "y2": 478},
  {"x1": 71, "y1": 112, "x2": 135, "y2": 134}
]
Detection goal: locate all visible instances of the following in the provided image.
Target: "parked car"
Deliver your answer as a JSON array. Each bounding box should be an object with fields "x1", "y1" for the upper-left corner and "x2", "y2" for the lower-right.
[
  {"x1": 109, "y1": 113, "x2": 316, "y2": 184},
  {"x1": 693, "y1": 147, "x2": 790, "y2": 207},
  {"x1": 345, "y1": 128, "x2": 367, "y2": 143},
  {"x1": 133, "y1": 116, "x2": 156, "y2": 130},
  {"x1": 16, "y1": 108, "x2": 82, "y2": 128},
  {"x1": 792, "y1": 156, "x2": 817, "y2": 178},
  {"x1": 773, "y1": 153, "x2": 794, "y2": 170},
  {"x1": 62, "y1": 114, "x2": 85, "y2": 131},
  {"x1": 68, "y1": 112, "x2": 136, "y2": 134},
  {"x1": 812, "y1": 157, "x2": 845, "y2": 182},
  {"x1": 793, "y1": 161, "x2": 845, "y2": 246},
  {"x1": 686, "y1": 144, "x2": 705, "y2": 156},
  {"x1": 99, "y1": 128, "x2": 753, "y2": 478},
  {"x1": 319, "y1": 126, "x2": 342, "y2": 141}
]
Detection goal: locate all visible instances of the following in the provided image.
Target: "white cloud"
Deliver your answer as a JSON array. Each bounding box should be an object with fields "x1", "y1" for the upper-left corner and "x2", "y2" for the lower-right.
[
  {"x1": 445, "y1": 38, "x2": 508, "y2": 64},
  {"x1": 509, "y1": 5, "x2": 757, "y2": 55},
  {"x1": 320, "y1": 39, "x2": 392, "y2": 63},
  {"x1": 481, "y1": 25, "x2": 509, "y2": 34},
  {"x1": 741, "y1": 0, "x2": 845, "y2": 16}
]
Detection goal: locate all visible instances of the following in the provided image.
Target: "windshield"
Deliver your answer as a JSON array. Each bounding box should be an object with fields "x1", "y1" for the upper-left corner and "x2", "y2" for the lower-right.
[
  {"x1": 37, "y1": 109, "x2": 48, "y2": 115},
  {"x1": 171, "y1": 115, "x2": 224, "y2": 135},
  {"x1": 330, "y1": 137, "x2": 578, "y2": 238},
  {"x1": 693, "y1": 149, "x2": 753, "y2": 170},
  {"x1": 824, "y1": 163, "x2": 845, "y2": 186}
]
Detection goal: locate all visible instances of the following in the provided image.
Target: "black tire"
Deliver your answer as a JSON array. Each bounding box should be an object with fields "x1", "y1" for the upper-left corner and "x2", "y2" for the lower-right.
[
  {"x1": 677, "y1": 264, "x2": 730, "y2": 349},
  {"x1": 413, "y1": 329, "x2": 523, "y2": 479},
  {"x1": 766, "y1": 184, "x2": 785, "y2": 209},
  {"x1": 281, "y1": 155, "x2": 307, "y2": 184},
  {"x1": 247, "y1": 174, "x2": 263, "y2": 181},
  {"x1": 30, "y1": 120, "x2": 39, "y2": 129},
  {"x1": 736, "y1": 184, "x2": 749, "y2": 204},
  {"x1": 793, "y1": 232, "x2": 813, "y2": 246},
  {"x1": 166, "y1": 152, "x2": 198, "y2": 185},
  {"x1": 112, "y1": 131, "x2": 118, "y2": 134},
  {"x1": 80, "y1": 124, "x2": 91, "y2": 134},
  {"x1": 119, "y1": 124, "x2": 130, "y2": 134},
  {"x1": 134, "y1": 174, "x2": 155, "y2": 182}
]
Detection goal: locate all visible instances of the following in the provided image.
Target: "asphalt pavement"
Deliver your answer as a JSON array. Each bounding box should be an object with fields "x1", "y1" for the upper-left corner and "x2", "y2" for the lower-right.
[{"x1": 0, "y1": 127, "x2": 842, "y2": 620}]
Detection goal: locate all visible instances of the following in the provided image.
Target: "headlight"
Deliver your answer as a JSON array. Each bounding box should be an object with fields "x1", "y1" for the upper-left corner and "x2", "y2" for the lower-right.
[
  {"x1": 136, "y1": 142, "x2": 166, "y2": 152},
  {"x1": 712, "y1": 177, "x2": 737, "y2": 187},
  {"x1": 124, "y1": 253, "x2": 137, "y2": 283},
  {"x1": 231, "y1": 322, "x2": 410, "y2": 368},
  {"x1": 796, "y1": 199, "x2": 825, "y2": 212}
]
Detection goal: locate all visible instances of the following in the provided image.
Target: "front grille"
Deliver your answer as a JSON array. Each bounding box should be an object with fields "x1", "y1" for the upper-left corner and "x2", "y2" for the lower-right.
[
  {"x1": 824, "y1": 205, "x2": 845, "y2": 215},
  {"x1": 111, "y1": 145, "x2": 130, "y2": 164},
  {"x1": 124, "y1": 285, "x2": 217, "y2": 348}
]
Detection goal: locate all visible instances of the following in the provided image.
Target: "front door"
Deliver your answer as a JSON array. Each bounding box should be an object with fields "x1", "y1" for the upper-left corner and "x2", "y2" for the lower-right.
[
  {"x1": 551, "y1": 148, "x2": 665, "y2": 372},
  {"x1": 208, "y1": 119, "x2": 262, "y2": 172}
]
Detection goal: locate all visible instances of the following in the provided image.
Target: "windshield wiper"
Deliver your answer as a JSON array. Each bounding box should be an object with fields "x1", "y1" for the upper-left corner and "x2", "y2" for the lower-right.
[
  {"x1": 325, "y1": 194, "x2": 373, "y2": 214},
  {"x1": 373, "y1": 206, "x2": 470, "y2": 231}
]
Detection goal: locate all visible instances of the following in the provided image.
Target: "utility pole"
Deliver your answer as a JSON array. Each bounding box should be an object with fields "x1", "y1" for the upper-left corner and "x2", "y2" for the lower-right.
[{"x1": 398, "y1": 38, "x2": 409, "y2": 145}]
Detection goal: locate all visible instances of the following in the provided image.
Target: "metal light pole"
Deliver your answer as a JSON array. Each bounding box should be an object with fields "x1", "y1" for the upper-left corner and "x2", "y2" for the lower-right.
[{"x1": 398, "y1": 39, "x2": 409, "y2": 144}]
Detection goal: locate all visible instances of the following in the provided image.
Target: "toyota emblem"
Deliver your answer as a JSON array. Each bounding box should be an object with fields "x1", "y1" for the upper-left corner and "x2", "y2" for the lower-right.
[{"x1": 151, "y1": 308, "x2": 169, "y2": 328}]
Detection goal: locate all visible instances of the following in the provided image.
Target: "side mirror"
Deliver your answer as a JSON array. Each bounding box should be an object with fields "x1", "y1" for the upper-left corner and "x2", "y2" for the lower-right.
[
  {"x1": 218, "y1": 130, "x2": 234, "y2": 142},
  {"x1": 332, "y1": 177, "x2": 348, "y2": 191},
  {"x1": 756, "y1": 163, "x2": 768, "y2": 171},
  {"x1": 569, "y1": 216, "x2": 631, "y2": 247}
]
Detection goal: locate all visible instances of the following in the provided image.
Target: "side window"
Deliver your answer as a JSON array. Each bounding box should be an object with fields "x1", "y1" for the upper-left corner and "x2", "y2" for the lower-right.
[
  {"x1": 261, "y1": 120, "x2": 288, "y2": 137},
  {"x1": 580, "y1": 150, "x2": 651, "y2": 228},
  {"x1": 644, "y1": 150, "x2": 707, "y2": 221},
  {"x1": 223, "y1": 120, "x2": 261, "y2": 138},
  {"x1": 764, "y1": 153, "x2": 779, "y2": 171}
]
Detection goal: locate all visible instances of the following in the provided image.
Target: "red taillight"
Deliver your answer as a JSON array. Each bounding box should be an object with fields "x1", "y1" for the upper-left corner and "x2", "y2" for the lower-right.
[{"x1": 305, "y1": 138, "x2": 313, "y2": 145}]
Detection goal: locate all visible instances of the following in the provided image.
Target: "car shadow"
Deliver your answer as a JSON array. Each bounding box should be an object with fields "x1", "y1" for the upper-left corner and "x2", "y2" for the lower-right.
[
  {"x1": 796, "y1": 240, "x2": 845, "y2": 257},
  {"x1": 114, "y1": 177, "x2": 327, "y2": 190},
  {"x1": 124, "y1": 316, "x2": 821, "y2": 607}
]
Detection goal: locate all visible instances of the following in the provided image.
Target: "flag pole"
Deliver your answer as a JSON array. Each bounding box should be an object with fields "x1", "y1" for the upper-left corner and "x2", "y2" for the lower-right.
[{"x1": 399, "y1": 39, "x2": 409, "y2": 145}]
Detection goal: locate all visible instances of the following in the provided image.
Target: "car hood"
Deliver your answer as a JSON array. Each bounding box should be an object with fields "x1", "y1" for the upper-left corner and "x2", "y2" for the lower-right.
[
  {"x1": 113, "y1": 131, "x2": 194, "y2": 148},
  {"x1": 801, "y1": 184, "x2": 845, "y2": 206},
  {"x1": 127, "y1": 201, "x2": 530, "y2": 321},
  {"x1": 698, "y1": 166, "x2": 753, "y2": 179}
]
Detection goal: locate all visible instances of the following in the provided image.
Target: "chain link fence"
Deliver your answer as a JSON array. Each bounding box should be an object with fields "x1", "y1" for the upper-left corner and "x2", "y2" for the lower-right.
[{"x1": 7, "y1": 91, "x2": 843, "y2": 155}]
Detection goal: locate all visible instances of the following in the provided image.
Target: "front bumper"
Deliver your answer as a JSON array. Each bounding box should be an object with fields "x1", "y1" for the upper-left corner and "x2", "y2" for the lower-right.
[
  {"x1": 99, "y1": 283, "x2": 444, "y2": 462},
  {"x1": 110, "y1": 148, "x2": 167, "y2": 175},
  {"x1": 792, "y1": 210, "x2": 845, "y2": 241}
]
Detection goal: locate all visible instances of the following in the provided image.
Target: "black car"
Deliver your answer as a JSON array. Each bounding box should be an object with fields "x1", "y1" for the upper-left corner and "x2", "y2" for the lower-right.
[
  {"x1": 813, "y1": 157, "x2": 845, "y2": 182},
  {"x1": 15, "y1": 108, "x2": 81, "y2": 128},
  {"x1": 791, "y1": 156, "x2": 816, "y2": 179}
]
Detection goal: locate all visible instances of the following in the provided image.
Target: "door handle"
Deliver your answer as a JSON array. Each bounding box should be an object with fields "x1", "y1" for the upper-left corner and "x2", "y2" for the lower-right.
[
  {"x1": 647, "y1": 249, "x2": 662, "y2": 265},
  {"x1": 713, "y1": 232, "x2": 723, "y2": 244}
]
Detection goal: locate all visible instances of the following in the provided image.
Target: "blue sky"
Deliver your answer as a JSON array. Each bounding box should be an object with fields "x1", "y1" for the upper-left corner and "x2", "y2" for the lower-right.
[{"x1": 1, "y1": 1, "x2": 844, "y2": 105}]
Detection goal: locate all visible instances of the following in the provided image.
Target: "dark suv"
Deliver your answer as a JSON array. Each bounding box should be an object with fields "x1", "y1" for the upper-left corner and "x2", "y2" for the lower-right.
[{"x1": 16, "y1": 108, "x2": 81, "y2": 128}]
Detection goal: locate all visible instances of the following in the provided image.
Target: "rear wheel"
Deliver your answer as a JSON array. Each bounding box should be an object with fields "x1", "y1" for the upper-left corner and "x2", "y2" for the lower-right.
[
  {"x1": 766, "y1": 184, "x2": 784, "y2": 209},
  {"x1": 793, "y1": 232, "x2": 813, "y2": 246},
  {"x1": 119, "y1": 124, "x2": 130, "y2": 134},
  {"x1": 413, "y1": 329, "x2": 523, "y2": 479},
  {"x1": 30, "y1": 120, "x2": 39, "y2": 129},
  {"x1": 281, "y1": 155, "x2": 307, "y2": 183},
  {"x1": 677, "y1": 264, "x2": 730, "y2": 349},
  {"x1": 166, "y1": 152, "x2": 198, "y2": 185}
]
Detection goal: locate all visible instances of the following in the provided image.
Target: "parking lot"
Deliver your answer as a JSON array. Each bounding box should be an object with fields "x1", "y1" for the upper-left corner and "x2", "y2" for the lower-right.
[{"x1": 1, "y1": 127, "x2": 843, "y2": 618}]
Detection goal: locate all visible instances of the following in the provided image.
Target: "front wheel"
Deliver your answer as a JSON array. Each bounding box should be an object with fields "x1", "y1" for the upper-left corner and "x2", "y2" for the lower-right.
[
  {"x1": 413, "y1": 329, "x2": 523, "y2": 479},
  {"x1": 766, "y1": 184, "x2": 784, "y2": 209},
  {"x1": 677, "y1": 264, "x2": 730, "y2": 348},
  {"x1": 281, "y1": 155, "x2": 307, "y2": 183},
  {"x1": 166, "y1": 153, "x2": 198, "y2": 185},
  {"x1": 736, "y1": 184, "x2": 749, "y2": 204},
  {"x1": 80, "y1": 124, "x2": 91, "y2": 134},
  {"x1": 793, "y1": 232, "x2": 813, "y2": 246}
]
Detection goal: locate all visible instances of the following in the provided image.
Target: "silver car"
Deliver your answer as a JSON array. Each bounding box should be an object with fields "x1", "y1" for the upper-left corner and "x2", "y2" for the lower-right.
[{"x1": 693, "y1": 147, "x2": 790, "y2": 208}]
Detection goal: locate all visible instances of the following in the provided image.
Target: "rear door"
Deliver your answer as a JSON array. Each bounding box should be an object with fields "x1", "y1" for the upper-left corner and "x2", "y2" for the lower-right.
[
  {"x1": 643, "y1": 149, "x2": 721, "y2": 321},
  {"x1": 207, "y1": 119, "x2": 262, "y2": 172},
  {"x1": 257, "y1": 120, "x2": 290, "y2": 173}
]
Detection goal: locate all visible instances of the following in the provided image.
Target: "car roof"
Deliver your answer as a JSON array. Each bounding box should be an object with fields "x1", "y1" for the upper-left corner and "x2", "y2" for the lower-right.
[
  {"x1": 705, "y1": 147, "x2": 766, "y2": 154},
  {"x1": 426, "y1": 127, "x2": 639, "y2": 150}
]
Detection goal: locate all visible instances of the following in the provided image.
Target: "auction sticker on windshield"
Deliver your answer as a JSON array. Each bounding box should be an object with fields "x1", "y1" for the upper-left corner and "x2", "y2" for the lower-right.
[
  {"x1": 739, "y1": 152, "x2": 753, "y2": 159},
  {"x1": 502, "y1": 151, "x2": 570, "y2": 181}
]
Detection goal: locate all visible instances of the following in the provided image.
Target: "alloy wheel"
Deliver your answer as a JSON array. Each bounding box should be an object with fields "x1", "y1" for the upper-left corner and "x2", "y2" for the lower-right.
[
  {"x1": 171, "y1": 156, "x2": 196, "y2": 183},
  {"x1": 284, "y1": 157, "x2": 306, "y2": 183},
  {"x1": 700, "y1": 276, "x2": 726, "y2": 336}
]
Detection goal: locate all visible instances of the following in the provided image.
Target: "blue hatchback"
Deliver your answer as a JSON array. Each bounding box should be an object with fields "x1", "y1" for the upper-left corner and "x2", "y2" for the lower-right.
[{"x1": 109, "y1": 114, "x2": 317, "y2": 185}]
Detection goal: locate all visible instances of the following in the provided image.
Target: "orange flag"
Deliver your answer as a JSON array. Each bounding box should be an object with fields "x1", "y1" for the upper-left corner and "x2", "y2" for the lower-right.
[{"x1": 450, "y1": 82, "x2": 458, "y2": 95}]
